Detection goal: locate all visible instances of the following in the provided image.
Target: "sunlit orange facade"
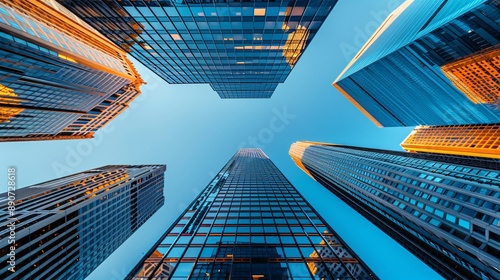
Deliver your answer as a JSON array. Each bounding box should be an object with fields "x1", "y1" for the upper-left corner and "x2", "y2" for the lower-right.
[
  {"x1": 0, "y1": 0, "x2": 143, "y2": 142},
  {"x1": 401, "y1": 124, "x2": 500, "y2": 159},
  {"x1": 441, "y1": 46, "x2": 500, "y2": 105}
]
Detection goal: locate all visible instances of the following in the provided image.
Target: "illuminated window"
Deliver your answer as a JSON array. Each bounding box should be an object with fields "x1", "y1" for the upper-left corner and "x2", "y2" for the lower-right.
[
  {"x1": 254, "y1": 8, "x2": 266, "y2": 16},
  {"x1": 171, "y1": 34, "x2": 182, "y2": 40}
]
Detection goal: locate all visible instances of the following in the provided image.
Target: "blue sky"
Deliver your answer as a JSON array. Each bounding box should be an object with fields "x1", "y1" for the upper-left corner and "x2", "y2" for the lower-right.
[{"x1": 0, "y1": 0, "x2": 443, "y2": 279}]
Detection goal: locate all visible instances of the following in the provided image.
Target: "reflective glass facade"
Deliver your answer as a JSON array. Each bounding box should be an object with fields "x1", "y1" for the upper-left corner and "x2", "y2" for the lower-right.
[
  {"x1": 129, "y1": 149, "x2": 376, "y2": 280},
  {"x1": 0, "y1": 165, "x2": 165, "y2": 280},
  {"x1": 0, "y1": 0, "x2": 143, "y2": 141},
  {"x1": 57, "y1": 0, "x2": 338, "y2": 98},
  {"x1": 401, "y1": 124, "x2": 500, "y2": 159},
  {"x1": 333, "y1": 0, "x2": 500, "y2": 127},
  {"x1": 290, "y1": 141, "x2": 500, "y2": 279}
]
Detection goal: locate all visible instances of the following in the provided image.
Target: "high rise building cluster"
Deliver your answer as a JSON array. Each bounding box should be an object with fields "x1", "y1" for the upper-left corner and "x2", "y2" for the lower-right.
[{"x1": 1, "y1": 0, "x2": 499, "y2": 279}]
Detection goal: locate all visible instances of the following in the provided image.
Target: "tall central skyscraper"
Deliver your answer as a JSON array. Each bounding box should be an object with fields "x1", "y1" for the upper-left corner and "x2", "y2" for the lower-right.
[
  {"x1": 57, "y1": 0, "x2": 338, "y2": 98},
  {"x1": 0, "y1": 165, "x2": 166, "y2": 280},
  {"x1": 290, "y1": 141, "x2": 500, "y2": 280},
  {"x1": 128, "y1": 149, "x2": 377, "y2": 279}
]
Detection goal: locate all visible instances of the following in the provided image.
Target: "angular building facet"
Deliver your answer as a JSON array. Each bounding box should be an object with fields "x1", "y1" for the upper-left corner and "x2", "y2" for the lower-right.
[
  {"x1": 128, "y1": 149, "x2": 377, "y2": 280},
  {"x1": 401, "y1": 124, "x2": 500, "y2": 159},
  {"x1": 0, "y1": 0, "x2": 143, "y2": 142},
  {"x1": 56, "y1": 0, "x2": 338, "y2": 98},
  {"x1": 333, "y1": 0, "x2": 500, "y2": 127},
  {"x1": 0, "y1": 165, "x2": 166, "y2": 280},
  {"x1": 290, "y1": 141, "x2": 500, "y2": 279}
]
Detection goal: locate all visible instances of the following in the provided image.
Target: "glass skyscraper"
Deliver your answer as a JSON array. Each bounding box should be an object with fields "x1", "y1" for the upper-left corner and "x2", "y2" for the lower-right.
[
  {"x1": 401, "y1": 124, "x2": 500, "y2": 159},
  {"x1": 0, "y1": 165, "x2": 166, "y2": 280},
  {"x1": 57, "y1": 0, "x2": 338, "y2": 98},
  {"x1": 290, "y1": 141, "x2": 500, "y2": 279},
  {"x1": 129, "y1": 149, "x2": 377, "y2": 280},
  {"x1": 0, "y1": 0, "x2": 143, "y2": 142},
  {"x1": 333, "y1": 0, "x2": 500, "y2": 127}
]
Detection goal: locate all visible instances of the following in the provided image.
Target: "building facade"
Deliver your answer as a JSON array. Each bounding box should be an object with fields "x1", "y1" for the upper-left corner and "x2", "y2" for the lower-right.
[
  {"x1": 0, "y1": 165, "x2": 166, "y2": 280},
  {"x1": 290, "y1": 141, "x2": 500, "y2": 279},
  {"x1": 0, "y1": 0, "x2": 143, "y2": 142},
  {"x1": 401, "y1": 124, "x2": 500, "y2": 159},
  {"x1": 57, "y1": 0, "x2": 338, "y2": 98},
  {"x1": 441, "y1": 46, "x2": 500, "y2": 106},
  {"x1": 333, "y1": 0, "x2": 500, "y2": 127},
  {"x1": 128, "y1": 149, "x2": 377, "y2": 280}
]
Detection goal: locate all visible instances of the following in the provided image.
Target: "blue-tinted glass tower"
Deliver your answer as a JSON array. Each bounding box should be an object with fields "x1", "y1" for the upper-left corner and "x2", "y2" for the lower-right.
[
  {"x1": 0, "y1": 165, "x2": 165, "y2": 280},
  {"x1": 333, "y1": 0, "x2": 500, "y2": 127},
  {"x1": 290, "y1": 141, "x2": 500, "y2": 280},
  {"x1": 128, "y1": 149, "x2": 377, "y2": 280},
  {"x1": 57, "y1": 0, "x2": 338, "y2": 98}
]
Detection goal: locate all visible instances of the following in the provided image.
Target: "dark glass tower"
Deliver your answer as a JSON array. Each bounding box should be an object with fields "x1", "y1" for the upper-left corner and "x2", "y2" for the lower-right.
[
  {"x1": 290, "y1": 141, "x2": 500, "y2": 279},
  {"x1": 333, "y1": 0, "x2": 500, "y2": 127},
  {"x1": 129, "y1": 149, "x2": 377, "y2": 280},
  {"x1": 0, "y1": 165, "x2": 166, "y2": 280},
  {"x1": 57, "y1": 0, "x2": 338, "y2": 98}
]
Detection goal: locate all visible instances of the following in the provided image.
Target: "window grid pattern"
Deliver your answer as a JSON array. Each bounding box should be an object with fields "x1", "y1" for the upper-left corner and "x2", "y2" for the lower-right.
[
  {"x1": 338, "y1": 0, "x2": 486, "y2": 79},
  {"x1": 290, "y1": 142, "x2": 500, "y2": 279},
  {"x1": 0, "y1": 0, "x2": 146, "y2": 141},
  {"x1": 132, "y1": 149, "x2": 376, "y2": 280},
  {"x1": 441, "y1": 46, "x2": 500, "y2": 105},
  {"x1": 0, "y1": 165, "x2": 166, "y2": 280},
  {"x1": 334, "y1": 1, "x2": 500, "y2": 127},
  {"x1": 401, "y1": 124, "x2": 500, "y2": 159},
  {"x1": 0, "y1": 2, "x2": 130, "y2": 74},
  {"x1": 58, "y1": 0, "x2": 337, "y2": 98}
]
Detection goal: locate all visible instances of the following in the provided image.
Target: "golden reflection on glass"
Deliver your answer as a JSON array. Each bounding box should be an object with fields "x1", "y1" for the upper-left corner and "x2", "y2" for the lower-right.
[
  {"x1": 282, "y1": 24, "x2": 310, "y2": 68},
  {"x1": 0, "y1": 84, "x2": 24, "y2": 124},
  {"x1": 441, "y1": 46, "x2": 500, "y2": 106},
  {"x1": 135, "y1": 250, "x2": 173, "y2": 279}
]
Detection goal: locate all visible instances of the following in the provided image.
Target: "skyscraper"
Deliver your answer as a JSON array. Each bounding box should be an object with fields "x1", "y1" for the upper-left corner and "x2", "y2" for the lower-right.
[
  {"x1": 0, "y1": 165, "x2": 166, "y2": 280},
  {"x1": 290, "y1": 141, "x2": 500, "y2": 279},
  {"x1": 128, "y1": 149, "x2": 377, "y2": 279},
  {"x1": 333, "y1": 0, "x2": 500, "y2": 127},
  {"x1": 57, "y1": 0, "x2": 338, "y2": 98},
  {"x1": 0, "y1": 0, "x2": 143, "y2": 142},
  {"x1": 441, "y1": 46, "x2": 500, "y2": 106},
  {"x1": 401, "y1": 124, "x2": 500, "y2": 159}
]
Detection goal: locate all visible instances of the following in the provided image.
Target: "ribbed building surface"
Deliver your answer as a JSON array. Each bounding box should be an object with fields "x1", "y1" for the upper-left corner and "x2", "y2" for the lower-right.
[{"x1": 290, "y1": 141, "x2": 500, "y2": 280}]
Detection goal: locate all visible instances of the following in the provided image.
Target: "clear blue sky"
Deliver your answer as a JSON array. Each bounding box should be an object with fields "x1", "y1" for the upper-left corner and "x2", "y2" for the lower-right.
[{"x1": 0, "y1": 0, "x2": 442, "y2": 279}]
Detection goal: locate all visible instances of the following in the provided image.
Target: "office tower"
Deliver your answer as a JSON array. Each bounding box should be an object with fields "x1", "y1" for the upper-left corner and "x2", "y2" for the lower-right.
[
  {"x1": 0, "y1": 165, "x2": 166, "y2": 280},
  {"x1": 129, "y1": 149, "x2": 377, "y2": 280},
  {"x1": 401, "y1": 124, "x2": 500, "y2": 159},
  {"x1": 57, "y1": 0, "x2": 338, "y2": 99},
  {"x1": 0, "y1": 0, "x2": 143, "y2": 142},
  {"x1": 441, "y1": 46, "x2": 500, "y2": 106},
  {"x1": 290, "y1": 141, "x2": 500, "y2": 279},
  {"x1": 333, "y1": 0, "x2": 500, "y2": 127}
]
